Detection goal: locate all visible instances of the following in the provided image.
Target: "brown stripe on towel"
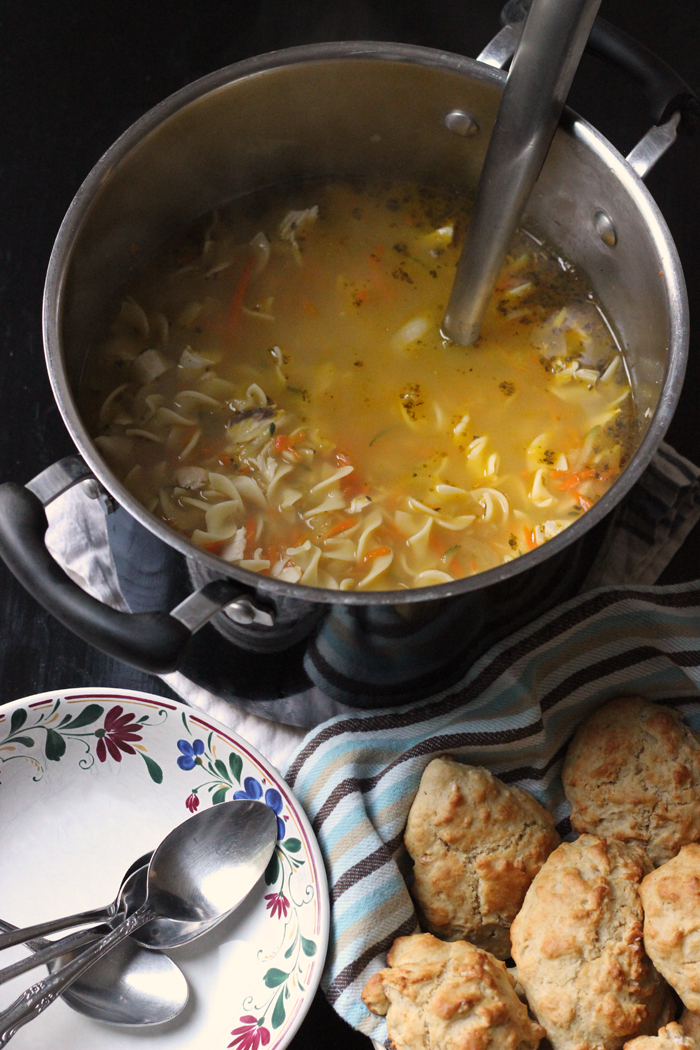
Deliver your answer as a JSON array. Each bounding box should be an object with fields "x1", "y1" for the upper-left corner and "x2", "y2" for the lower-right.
[
  {"x1": 286, "y1": 585, "x2": 700, "y2": 785},
  {"x1": 325, "y1": 671, "x2": 700, "y2": 904},
  {"x1": 325, "y1": 913, "x2": 420, "y2": 1005},
  {"x1": 330, "y1": 830, "x2": 405, "y2": 904},
  {"x1": 312, "y1": 719, "x2": 545, "y2": 834},
  {"x1": 313, "y1": 639, "x2": 700, "y2": 835}
]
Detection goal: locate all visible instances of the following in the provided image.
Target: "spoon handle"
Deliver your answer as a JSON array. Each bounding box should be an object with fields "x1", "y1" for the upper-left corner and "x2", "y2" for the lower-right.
[
  {"x1": 0, "y1": 902, "x2": 155, "y2": 1046},
  {"x1": 0, "y1": 928, "x2": 99, "y2": 988},
  {"x1": 0, "y1": 907, "x2": 111, "y2": 952}
]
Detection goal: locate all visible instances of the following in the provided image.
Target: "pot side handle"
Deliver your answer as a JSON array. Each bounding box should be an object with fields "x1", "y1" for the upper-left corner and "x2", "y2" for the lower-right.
[
  {"x1": 499, "y1": 1, "x2": 700, "y2": 135},
  {"x1": 0, "y1": 458, "x2": 274, "y2": 674}
]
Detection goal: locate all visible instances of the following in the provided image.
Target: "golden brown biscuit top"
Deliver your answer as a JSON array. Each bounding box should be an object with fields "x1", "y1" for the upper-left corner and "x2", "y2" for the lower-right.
[
  {"x1": 362, "y1": 933, "x2": 545, "y2": 1050},
  {"x1": 640, "y1": 844, "x2": 700, "y2": 1013},
  {"x1": 404, "y1": 757, "x2": 559, "y2": 957},
  {"x1": 624, "y1": 1022, "x2": 697, "y2": 1050},
  {"x1": 562, "y1": 698, "x2": 700, "y2": 866},
  {"x1": 511, "y1": 835, "x2": 669, "y2": 1050}
]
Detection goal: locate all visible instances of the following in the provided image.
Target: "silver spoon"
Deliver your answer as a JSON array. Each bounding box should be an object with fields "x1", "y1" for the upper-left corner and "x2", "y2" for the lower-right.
[
  {"x1": 0, "y1": 799, "x2": 277, "y2": 1045},
  {"x1": 0, "y1": 855, "x2": 150, "y2": 986},
  {"x1": 442, "y1": 0, "x2": 602, "y2": 345},
  {"x1": 0, "y1": 920, "x2": 188, "y2": 1027},
  {"x1": 0, "y1": 852, "x2": 151, "y2": 952},
  {"x1": 120, "y1": 863, "x2": 223, "y2": 950},
  {"x1": 0, "y1": 851, "x2": 219, "y2": 957}
]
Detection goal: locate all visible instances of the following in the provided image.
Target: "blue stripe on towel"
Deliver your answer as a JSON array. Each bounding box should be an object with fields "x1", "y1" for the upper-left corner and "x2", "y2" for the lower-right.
[{"x1": 286, "y1": 578, "x2": 700, "y2": 1043}]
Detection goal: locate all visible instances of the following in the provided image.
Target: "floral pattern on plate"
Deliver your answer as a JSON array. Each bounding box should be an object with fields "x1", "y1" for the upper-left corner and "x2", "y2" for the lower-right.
[
  {"x1": 0, "y1": 697, "x2": 165, "y2": 783},
  {"x1": 0, "y1": 689, "x2": 328, "y2": 1050}
]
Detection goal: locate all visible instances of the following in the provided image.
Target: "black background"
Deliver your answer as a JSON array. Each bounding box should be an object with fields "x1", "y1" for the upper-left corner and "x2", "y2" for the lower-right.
[{"x1": 0, "y1": 1, "x2": 698, "y2": 1046}]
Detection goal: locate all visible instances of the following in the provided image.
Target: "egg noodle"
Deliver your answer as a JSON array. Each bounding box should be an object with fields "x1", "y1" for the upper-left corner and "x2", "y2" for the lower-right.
[{"x1": 81, "y1": 180, "x2": 635, "y2": 590}]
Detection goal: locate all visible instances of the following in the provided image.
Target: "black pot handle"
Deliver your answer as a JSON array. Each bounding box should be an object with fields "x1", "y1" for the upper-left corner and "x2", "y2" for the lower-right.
[
  {"x1": 0, "y1": 457, "x2": 275, "y2": 674},
  {"x1": 500, "y1": 0, "x2": 700, "y2": 135}
]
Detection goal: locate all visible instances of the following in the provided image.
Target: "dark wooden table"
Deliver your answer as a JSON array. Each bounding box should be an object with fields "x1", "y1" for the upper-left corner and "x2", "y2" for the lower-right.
[{"x1": 1, "y1": 1, "x2": 698, "y2": 1046}]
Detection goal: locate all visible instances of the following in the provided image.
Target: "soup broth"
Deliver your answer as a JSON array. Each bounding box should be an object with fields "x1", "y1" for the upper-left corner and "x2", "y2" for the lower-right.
[{"x1": 81, "y1": 180, "x2": 635, "y2": 591}]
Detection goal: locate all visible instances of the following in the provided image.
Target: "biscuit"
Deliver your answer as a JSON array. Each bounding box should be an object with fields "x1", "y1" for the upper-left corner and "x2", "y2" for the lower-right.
[
  {"x1": 624, "y1": 1023, "x2": 697, "y2": 1050},
  {"x1": 510, "y1": 835, "x2": 671, "y2": 1050},
  {"x1": 362, "y1": 932, "x2": 545, "y2": 1050},
  {"x1": 640, "y1": 844, "x2": 700, "y2": 1012},
  {"x1": 679, "y1": 1013, "x2": 700, "y2": 1042},
  {"x1": 562, "y1": 698, "x2": 700, "y2": 866},
  {"x1": 404, "y1": 757, "x2": 560, "y2": 958}
]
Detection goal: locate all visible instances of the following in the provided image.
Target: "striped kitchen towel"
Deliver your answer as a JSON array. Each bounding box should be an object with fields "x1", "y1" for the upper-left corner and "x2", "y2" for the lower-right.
[{"x1": 284, "y1": 578, "x2": 700, "y2": 1044}]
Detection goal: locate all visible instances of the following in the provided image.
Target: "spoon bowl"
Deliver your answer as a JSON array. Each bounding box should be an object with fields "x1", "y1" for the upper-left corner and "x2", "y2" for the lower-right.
[
  {"x1": 0, "y1": 799, "x2": 279, "y2": 1045},
  {"x1": 49, "y1": 927, "x2": 188, "y2": 1027},
  {"x1": 122, "y1": 866, "x2": 222, "y2": 950},
  {"x1": 146, "y1": 800, "x2": 278, "y2": 925}
]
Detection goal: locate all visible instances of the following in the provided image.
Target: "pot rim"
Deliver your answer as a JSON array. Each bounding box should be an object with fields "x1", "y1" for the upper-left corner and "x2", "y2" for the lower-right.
[{"x1": 43, "y1": 40, "x2": 689, "y2": 607}]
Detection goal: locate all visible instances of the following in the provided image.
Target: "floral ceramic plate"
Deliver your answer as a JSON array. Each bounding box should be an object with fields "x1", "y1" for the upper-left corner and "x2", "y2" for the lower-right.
[{"x1": 0, "y1": 688, "x2": 329, "y2": 1050}]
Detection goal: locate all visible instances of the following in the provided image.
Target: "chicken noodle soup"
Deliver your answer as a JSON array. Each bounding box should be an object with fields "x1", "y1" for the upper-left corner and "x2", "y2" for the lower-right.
[{"x1": 81, "y1": 180, "x2": 635, "y2": 591}]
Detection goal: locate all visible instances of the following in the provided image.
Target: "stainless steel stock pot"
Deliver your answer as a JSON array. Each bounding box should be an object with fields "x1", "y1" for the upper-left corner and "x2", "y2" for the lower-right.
[{"x1": 0, "y1": 18, "x2": 697, "y2": 723}]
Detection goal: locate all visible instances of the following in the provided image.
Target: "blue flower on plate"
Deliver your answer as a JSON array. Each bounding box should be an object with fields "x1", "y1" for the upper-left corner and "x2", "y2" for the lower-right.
[
  {"x1": 234, "y1": 777, "x2": 285, "y2": 840},
  {"x1": 177, "y1": 738, "x2": 204, "y2": 770}
]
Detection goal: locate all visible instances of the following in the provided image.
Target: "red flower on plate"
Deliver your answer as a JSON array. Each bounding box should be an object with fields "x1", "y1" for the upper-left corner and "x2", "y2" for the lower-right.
[
  {"x1": 185, "y1": 792, "x2": 200, "y2": 813},
  {"x1": 228, "y1": 1015, "x2": 270, "y2": 1050},
  {"x1": 264, "y1": 892, "x2": 290, "y2": 920},
  {"x1": 95, "y1": 706, "x2": 143, "y2": 763}
]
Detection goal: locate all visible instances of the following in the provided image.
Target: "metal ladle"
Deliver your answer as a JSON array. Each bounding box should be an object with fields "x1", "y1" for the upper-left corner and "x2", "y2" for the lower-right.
[
  {"x1": 442, "y1": 0, "x2": 603, "y2": 345},
  {"x1": 0, "y1": 799, "x2": 277, "y2": 1044}
]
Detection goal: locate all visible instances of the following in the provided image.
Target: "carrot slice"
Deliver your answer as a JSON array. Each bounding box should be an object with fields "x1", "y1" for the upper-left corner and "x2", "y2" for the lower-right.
[
  {"x1": 556, "y1": 469, "x2": 599, "y2": 492},
  {"x1": 324, "y1": 518, "x2": 357, "y2": 539},
  {"x1": 523, "y1": 527, "x2": 537, "y2": 551},
  {"x1": 574, "y1": 491, "x2": 593, "y2": 511},
  {"x1": 244, "y1": 518, "x2": 257, "y2": 555},
  {"x1": 363, "y1": 546, "x2": 392, "y2": 563},
  {"x1": 202, "y1": 539, "x2": 226, "y2": 554},
  {"x1": 229, "y1": 254, "x2": 256, "y2": 327}
]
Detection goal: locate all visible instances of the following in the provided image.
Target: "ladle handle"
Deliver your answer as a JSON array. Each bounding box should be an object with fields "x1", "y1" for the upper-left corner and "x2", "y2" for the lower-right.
[
  {"x1": 501, "y1": 0, "x2": 700, "y2": 134},
  {"x1": 443, "y1": 0, "x2": 602, "y2": 345},
  {"x1": 0, "y1": 902, "x2": 155, "y2": 1046}
]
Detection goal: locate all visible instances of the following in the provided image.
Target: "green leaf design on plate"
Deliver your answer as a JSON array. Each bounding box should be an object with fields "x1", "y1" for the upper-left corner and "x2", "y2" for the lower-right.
[
  {"x1": 63, "y1": 704, "x2": 104, "y2": 730},
  {"x1": 284, "y1": 941, "x2": 295, "y2": 960},
  {"x1": 285, "y1": 838, "x2": 302, "y2": 853},
  {"x1": 271, "y1": 991, "x2": 286, "y2": 1029},
  {"x1": 264, "y1": 850, "x2": 280, "y2": 886},
  {"x1": 45, "y1": 728, "x2": 66, "y2": 761},
  {"x1": 264, "y1": 968, "x2": 287, "y2": 989},
  {"x1": 140, "y1": 753, "x2": 163, "y2": 785},
  {"x1": 9, "y1": 736, "x2": 34, "y2": 748},
  {"x1": 301, "y1": 936, "x2": 317, "y2": 957},
  {"x1": 214, "y1": 758, "x2": 230, "y2": 783},
  {"x1": 211, "y1": 786, "x2": 228, "y2": 805},
  {"x1": 229, "y1": 752, "x2": 243, "y2": 783},
  {"x1": 9, "y1": 709, "x2": 27, "y2": 735},
  {"x1": 181, "y1": 712, "x2": 191, "y2": 735}
]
